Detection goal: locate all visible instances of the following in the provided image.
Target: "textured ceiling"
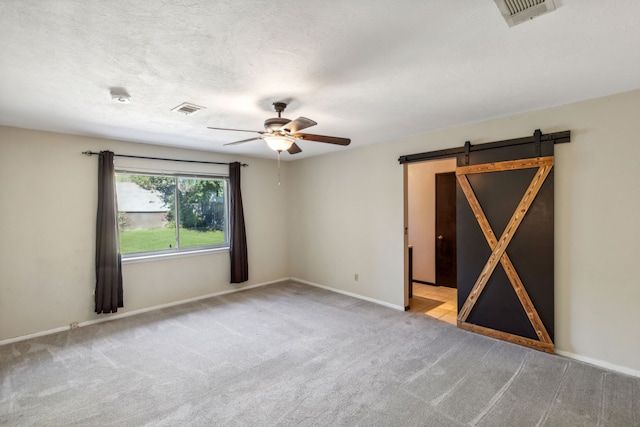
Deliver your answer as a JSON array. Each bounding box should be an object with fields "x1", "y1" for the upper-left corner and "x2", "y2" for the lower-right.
[{"x1": 1, "y1": 1, "x2": 640, "y2": 160}]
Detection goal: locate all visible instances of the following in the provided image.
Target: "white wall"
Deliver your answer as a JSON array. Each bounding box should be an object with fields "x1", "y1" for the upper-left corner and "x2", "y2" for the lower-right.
[
  {"x1": 407, "y1": 158, "x2": 456, "y2": 283},
  {"x1": 289, "y1": 89, "x2": 640, "y2": 375},
  {"x1": 0, "y1": 127, "x2": 290, "y2": 340}
]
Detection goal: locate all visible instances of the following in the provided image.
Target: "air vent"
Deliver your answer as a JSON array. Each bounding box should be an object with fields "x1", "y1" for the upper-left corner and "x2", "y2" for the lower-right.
[
  {"x1": 494, "y1": 0, "x2": 556, "y2": 27},
  {"x1": 171, "y1": 102, "x2": 205, "y2": 115}
]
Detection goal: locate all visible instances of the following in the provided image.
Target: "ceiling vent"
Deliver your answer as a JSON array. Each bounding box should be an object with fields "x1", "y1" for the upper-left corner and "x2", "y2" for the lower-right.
[
  {"x1": 494, "y1": 0, "x2": 556, "y2": 27},
  {"x1": 171, "y1": 102, "x2": 205, "y2": 115}
]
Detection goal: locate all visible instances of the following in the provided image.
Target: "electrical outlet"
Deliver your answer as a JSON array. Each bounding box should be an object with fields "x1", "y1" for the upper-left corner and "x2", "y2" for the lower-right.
[
  {"x1": 70, "y1": 322, "x2": 78, "y2": 330},
  {"x1": 354, "y1": 273, "x2": 359, "y2": 281}
]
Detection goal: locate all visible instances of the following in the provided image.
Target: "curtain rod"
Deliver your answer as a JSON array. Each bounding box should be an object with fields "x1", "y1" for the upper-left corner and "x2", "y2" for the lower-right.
[{"x1": 82, "y1": 151, "x2": 248, "y2": 167}]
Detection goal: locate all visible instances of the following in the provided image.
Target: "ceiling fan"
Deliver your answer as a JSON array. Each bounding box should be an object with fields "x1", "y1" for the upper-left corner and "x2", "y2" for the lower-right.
[{"x1": 207, "y1": 102, "x2": 351, "y2": 155}]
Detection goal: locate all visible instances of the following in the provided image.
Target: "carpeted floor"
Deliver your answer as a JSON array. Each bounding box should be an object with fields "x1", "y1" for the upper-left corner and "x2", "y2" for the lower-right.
[{"x1": 1, "y1": 281, "x2": 638, "y2": 426}]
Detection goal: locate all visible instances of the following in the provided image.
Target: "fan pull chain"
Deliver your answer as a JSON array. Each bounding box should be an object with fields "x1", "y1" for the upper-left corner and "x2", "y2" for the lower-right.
[{"x1": 277, "y1": 150, "x2": 282, "y2": 186}]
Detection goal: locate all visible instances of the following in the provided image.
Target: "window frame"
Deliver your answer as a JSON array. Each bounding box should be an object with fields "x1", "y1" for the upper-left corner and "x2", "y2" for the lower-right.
[{"x1": 115, "y1": 170, "x2": 230, "y2": 259}]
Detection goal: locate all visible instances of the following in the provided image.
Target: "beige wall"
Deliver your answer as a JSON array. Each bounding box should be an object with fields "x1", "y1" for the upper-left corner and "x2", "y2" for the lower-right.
[
  {"x1": 0, "y1": 127, "x2": 290, "y2": 340},
  {"x1": 288, "y1": 145, "x2": 404, "y2": 306},
  {"x1": 407, "y1": 158, "x2": 456, "y2": 283},
  {"x1": 289, "y1": 89, "x2": 640, "y2": 375}
]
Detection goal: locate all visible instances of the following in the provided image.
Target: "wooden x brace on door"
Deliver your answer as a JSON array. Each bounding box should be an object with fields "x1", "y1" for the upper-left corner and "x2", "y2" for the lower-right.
[{"x1": 456, "y1": 156, "x2": 554, "y2": 353}]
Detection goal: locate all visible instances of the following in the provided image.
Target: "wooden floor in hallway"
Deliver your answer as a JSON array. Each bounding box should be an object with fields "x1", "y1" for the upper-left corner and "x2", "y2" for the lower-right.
[{"x1": 408, "y1": 283, "x2": 457, "y2": 326}]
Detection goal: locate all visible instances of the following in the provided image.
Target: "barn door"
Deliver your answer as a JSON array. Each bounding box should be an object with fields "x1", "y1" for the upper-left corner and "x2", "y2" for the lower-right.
[{"x1": 456, "y1": 140, "x2": 555, "y2": 353}]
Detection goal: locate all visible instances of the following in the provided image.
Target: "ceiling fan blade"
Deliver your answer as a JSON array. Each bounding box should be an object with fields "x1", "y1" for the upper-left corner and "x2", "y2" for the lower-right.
[
  {"x1": 223, "y1": 137, "x2": 263, "y2": 146},
  {"x1": 295, "y1": 133, "x2": 351, "y2": 146},
  {"x1": 287, "y1": 142, "x2": 302, "y2": 154},
  {"x1": 208, "y1": 126, "x2": 263, "y2": 134},
  {"x1": 282, "y1": 117, "x2": 317, "y2": 133}
]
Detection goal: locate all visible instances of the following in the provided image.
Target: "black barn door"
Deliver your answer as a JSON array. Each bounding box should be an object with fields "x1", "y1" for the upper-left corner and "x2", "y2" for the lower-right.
[{"x1": 456, "y1": 141, "x2": 555, "y2": 353}]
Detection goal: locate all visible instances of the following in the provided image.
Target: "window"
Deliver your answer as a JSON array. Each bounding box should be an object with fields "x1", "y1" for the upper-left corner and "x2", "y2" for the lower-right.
[{"x1": 116, "y1": 172, "x2": 228, "y2": 256}]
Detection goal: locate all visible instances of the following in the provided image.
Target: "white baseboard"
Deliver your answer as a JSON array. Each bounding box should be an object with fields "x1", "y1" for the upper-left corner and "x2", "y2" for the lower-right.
[
  {"x1": 291, "y1": 277, "x2": 405, "y2": 311},
  {"x1": 0, "y1": 278, "x2": 288, "y2": 346},
  {"x1": 4, "y1": 277, "x2": 637, "y2": 378},
  {"x1": 291, "y1": 281, "x2": 639, "y2": 378},
  {"x1": 555, "y1": 350, "x2": 639, "y2": 378},
  {"x1": 0, "y1": 326, "x2": 72, "y2": 345}
]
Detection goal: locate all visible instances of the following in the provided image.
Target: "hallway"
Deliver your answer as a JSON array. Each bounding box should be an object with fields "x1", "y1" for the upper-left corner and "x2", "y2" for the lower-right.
[{"x1": 409, "y1": 283, "x2": 457, "y2": 326}]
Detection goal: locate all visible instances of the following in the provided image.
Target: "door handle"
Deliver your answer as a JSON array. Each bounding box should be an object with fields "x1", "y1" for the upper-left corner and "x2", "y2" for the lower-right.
[{"x1": 437, "y1": 235, "x2": 444, "y2": 240}]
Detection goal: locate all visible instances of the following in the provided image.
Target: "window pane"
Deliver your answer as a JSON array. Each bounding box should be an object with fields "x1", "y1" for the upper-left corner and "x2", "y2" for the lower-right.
[
  {"x1": 116, "y1": 174, "x2": 176, "y2": 254},
  {"x1": 177, "y1": 177, "x2": 226, "y2": 248}
]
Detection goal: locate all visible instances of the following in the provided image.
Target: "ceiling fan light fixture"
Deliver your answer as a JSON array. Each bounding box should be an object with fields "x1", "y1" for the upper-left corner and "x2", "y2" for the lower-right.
[
  {"x1": 264, "y1": 135, "x2": 295, "y2": 152},
  {"x1": 209, "y1": 101, "x2": 350, "y2": 155}
]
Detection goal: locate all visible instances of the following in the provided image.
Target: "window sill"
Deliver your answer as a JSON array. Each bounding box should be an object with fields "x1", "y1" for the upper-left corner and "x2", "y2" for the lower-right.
[{"x1": 122, "y1": 247, "x2": 229, "y2": 264}]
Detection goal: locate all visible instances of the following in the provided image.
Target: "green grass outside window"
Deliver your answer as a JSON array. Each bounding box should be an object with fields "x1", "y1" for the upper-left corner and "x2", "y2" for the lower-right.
[{"x1": 119, "y1": 227, "x2": 225, "y2": 254}]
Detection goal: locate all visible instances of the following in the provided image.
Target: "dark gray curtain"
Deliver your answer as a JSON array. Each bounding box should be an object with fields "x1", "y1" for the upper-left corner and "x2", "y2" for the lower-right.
[
  {"x1": 229, "y1": 162, "x2": 248, "y2": 283},
  {"x1": 95, "y1": 151, "x2": 123, "y2": 313}
]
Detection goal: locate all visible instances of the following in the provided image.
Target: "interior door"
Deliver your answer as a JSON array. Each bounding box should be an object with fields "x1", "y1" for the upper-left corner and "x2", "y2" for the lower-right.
[
  {"x1": 456, "y1": 142, "x2": 555, "y2": 353},
  {"x1": 435, "y1": 172, "x2": 457, "y2": 288}
]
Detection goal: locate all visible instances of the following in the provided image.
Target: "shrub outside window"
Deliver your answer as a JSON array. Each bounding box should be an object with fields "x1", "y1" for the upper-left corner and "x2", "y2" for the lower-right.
[{"x1": 116, "y1": 172, "x2": 228, "y2": 256}]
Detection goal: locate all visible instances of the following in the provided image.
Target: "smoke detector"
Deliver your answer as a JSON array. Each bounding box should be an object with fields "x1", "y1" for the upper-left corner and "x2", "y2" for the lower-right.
[
  {"x1": 171, "y1": 102, "x2": 205, "y2": 115},
  {"x1": 494, "y1": 0, "x2": 556, "y2": 27},
  {"x1": 110, "y1": 88, "x2": 131, "y2": 104}
]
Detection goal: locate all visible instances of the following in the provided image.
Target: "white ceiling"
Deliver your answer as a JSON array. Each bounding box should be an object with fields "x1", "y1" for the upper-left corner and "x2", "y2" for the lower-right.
[{"x1": 1, "y1": 1, "x2": 639, "y2": 160}]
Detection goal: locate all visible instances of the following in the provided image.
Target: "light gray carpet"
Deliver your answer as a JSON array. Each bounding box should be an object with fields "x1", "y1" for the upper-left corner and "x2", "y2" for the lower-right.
[{"x1": 1, "y1": 281, "x2": 638, "y2": 426}]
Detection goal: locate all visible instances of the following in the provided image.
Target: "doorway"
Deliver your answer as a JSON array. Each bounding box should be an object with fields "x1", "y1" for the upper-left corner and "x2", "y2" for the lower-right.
[{"x1": 406, "y1": 159, "x2": 457, "y2": 324}]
